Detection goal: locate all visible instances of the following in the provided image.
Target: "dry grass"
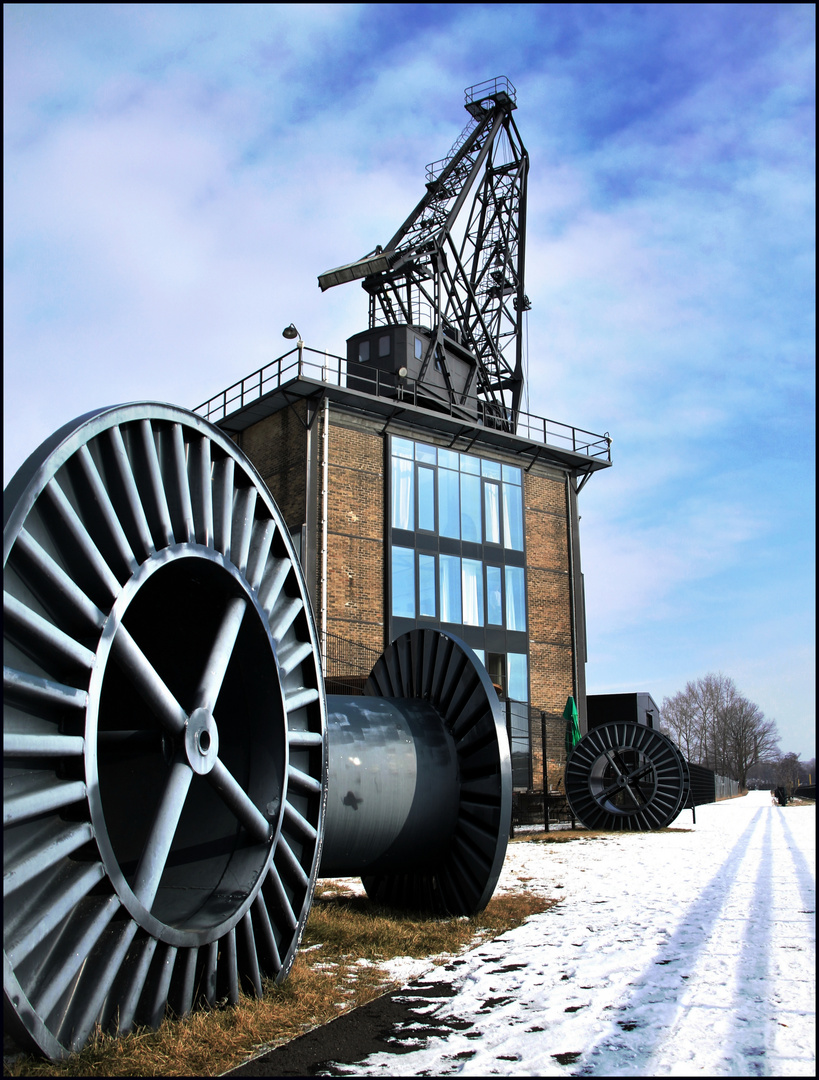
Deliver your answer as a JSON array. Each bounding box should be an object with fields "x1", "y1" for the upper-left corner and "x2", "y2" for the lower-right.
[
  {"x1": 510, "y1": 825, "x2": 693, "y2": 844},
  {"x1": 4, "y1": 886, "x2": 554, "y2": 1078}
]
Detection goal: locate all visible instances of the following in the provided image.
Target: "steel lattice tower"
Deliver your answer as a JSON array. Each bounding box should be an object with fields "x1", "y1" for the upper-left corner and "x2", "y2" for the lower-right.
[{"x1": 319, "y1": 77, "x2": 530, "y2": 424}]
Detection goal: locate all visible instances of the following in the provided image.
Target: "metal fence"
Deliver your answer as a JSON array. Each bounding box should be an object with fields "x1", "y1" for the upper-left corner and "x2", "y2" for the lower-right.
[
  {"x1": 715, "y1": 774, "x2": 740, "y2": 799},
  {"x1": 194, "y1": 345, "x2": 612, "y2": 463}
]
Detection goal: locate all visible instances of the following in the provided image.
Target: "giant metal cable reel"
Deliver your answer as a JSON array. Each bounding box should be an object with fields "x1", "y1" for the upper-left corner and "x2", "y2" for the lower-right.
[
  {"x1": 564, "y1": 721, "x2": 691, "y2": 831},
  {"x1": 3, "y1": 403, "x2": 511, "y2": 1060}
]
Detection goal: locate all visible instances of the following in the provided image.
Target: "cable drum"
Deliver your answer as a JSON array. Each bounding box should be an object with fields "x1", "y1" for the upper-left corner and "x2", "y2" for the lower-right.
[
  {"x1": 3, "y1": 404, "x2": 327, "y2": 1059},
  {"x1": 4, "y1": 404, "x2": 513, "y2": 1062},
  {"x1": 565, "y1": 722, "x2": 689, "y2": 831},
  {"x1": 357, "y1": 628, "x2": 512, "y2": 915}
]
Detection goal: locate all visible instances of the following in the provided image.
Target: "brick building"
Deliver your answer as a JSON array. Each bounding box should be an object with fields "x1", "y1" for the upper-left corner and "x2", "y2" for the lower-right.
[{"x1": 196, "y1": 345, "x2": 610, "y2": 797}]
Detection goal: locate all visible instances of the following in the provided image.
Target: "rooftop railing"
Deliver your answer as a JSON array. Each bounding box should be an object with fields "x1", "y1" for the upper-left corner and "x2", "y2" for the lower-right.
[{"x1": 194, "y1": 344, "x2": 612, "y2": 463}]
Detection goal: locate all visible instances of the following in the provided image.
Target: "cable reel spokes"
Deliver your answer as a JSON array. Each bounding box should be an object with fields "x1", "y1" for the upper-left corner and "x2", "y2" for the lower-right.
[{"x1": 566, "y1": 722, "x2": 687, "y2": 831}]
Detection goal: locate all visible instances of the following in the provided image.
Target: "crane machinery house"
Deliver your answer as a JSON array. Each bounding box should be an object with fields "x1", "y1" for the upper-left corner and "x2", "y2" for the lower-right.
[{"x1": 195, "y1": 77, "x2": 613, "y2": 801}]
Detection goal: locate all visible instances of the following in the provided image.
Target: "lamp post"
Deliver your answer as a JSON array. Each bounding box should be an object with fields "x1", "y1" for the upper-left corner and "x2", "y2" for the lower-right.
[{"x1": 282, "y1": 323, "x2": 304, "y2": 369}]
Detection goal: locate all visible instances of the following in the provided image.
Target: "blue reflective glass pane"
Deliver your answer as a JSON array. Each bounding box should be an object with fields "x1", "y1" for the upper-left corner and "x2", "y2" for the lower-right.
[
  {"x1": 484, "y1": 481, "x2": 500, "y2": 544},
  {"x1": 391, "y1": 547, "x2": 415, "y2": 617},
  {"x1": 439, "y1": 469, "x2": 460, "y2": 539},
  {"x1": 486, "y1": 565, "x2": 503, "y2": 625},
  {"x1": 507, "y1": 653, "x2": 528, "y2": 702},
  {"x1": 438, "y1": 448, "x2": 459, "y2": 471},
  {"x1": 505, "y1": 565, "x2": 526, "y2": 630},
  {"x1": 392, "y1": 436, "x2": 414, "y2": 459},
  {"x1": 392, "y1": 455, "x2": 414, "y2": 530},
  {"x1": 418, "y1": 553, "x2": 436, "y2": 617},
  {"x1": 502, "y1": 463, "x2": 522, "y2": 485},
  {"x1": 460, "y1": 473, "x2": 481, "y2": 543},
  {"x1": 440, "y1": 555, "x2": 461, "y2": 623},
  {"x1": 473, "y1": 648, "x2": 486, "y2": 669},
  {"x1": 415, "y1": 442, "x2": 437, "y2": 464},
  {"x1": 417, "y1": 466, "x2": 435, "y2": 531},
  {"x1": 414, "y1": 335, "x2": 423, "y2": 359},
  {"x1": 503, "y1": 483, "x2": 523, "y2": 550},
  {"x1": 379, "y1": 334, "x2": 391, "y2": 357},
  {"x1": 481, "y1": 458, "x2": 501, "y2": 480},
  {"x1": 460, "y1": 453, "x2": 481, "y2": 475},
  {"x1": 461, "y1": 558, "x2": 484, "y2": 626}
]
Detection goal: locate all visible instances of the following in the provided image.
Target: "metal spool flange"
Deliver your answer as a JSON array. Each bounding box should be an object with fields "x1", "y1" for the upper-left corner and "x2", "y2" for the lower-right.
[
  {"x1": 355, "y1": 629, "x2": 512, "y2": 915},
  {"x1": 3, "y1": 403, "x2": 326, "y2": 1059},
  {"x1": 565, "y1": 721, "x2": 689, "y2": 831}
]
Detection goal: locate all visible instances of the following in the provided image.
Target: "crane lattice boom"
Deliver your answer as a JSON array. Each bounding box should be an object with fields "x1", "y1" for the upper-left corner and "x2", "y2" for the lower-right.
[{"x1": 319, "y1": 77, "x2": 530, "y2": 424}]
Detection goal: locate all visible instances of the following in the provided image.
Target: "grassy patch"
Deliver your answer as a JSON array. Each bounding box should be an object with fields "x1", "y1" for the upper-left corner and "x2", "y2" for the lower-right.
[
  {"x1": 511, "y1": 826, "x2": 693, "y2": 844},
  {"x1": 4, "y1": 887, "x2": 554, "y2": 1078}
]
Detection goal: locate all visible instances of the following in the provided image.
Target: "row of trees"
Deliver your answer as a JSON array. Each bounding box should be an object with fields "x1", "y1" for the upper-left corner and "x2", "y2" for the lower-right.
[
  {"x1": 747, "y1": 752, "x2": 814, "y2": 792},
  {"x1": 660, "y1": 673, "x2": 780, "y2": 791}
]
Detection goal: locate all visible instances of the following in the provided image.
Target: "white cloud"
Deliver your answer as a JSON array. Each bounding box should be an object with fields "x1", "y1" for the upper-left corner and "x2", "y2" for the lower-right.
[{"x1": 3, "y1": 4, "x2": 813, "y2": 755}]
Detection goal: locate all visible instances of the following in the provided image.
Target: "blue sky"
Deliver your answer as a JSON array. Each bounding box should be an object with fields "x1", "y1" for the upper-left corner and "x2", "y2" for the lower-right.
[{"x1": 4, "y1": 4, "x2": 815, "y2": 759}]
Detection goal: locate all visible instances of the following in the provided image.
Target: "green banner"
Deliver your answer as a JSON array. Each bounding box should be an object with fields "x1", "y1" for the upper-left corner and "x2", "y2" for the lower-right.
[{"x1": 564, "y1": 695, "x2": 581, "y2": 755}]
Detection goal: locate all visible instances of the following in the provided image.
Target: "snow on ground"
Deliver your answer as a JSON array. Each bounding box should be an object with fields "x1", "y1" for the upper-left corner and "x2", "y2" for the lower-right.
[{"x1": 327, "y1": 792, "x2": 815, "y2": 1077}]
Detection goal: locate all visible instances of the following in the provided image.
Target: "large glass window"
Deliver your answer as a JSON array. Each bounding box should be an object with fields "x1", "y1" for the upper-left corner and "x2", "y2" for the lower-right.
[
  {"x1": 486, "y1": 565, "x2": 503, "y2": 625},
  {"x1": 438, "y1": 468, "x2": 460, "y2": 539},
  {"x1": 390, "y1": 438, "x2": 524, "y2": 554},
  {"x1": 391, "y1": 546, "x2": 415, "y2": 617},
  {"x1": 460, "y1": 473, "x2": 481, "y2": 543},
  {"x1": 418, "y1": 553, "x2": 436, "y2": 617},
  {"x1": 391, "y1": 455, "x2": 414, "y2": 530},
  {"x1": 389, "y1": 436, "x2": 528, "y2": 706},
  {"x1": 507, "y1": 653, "x2": 528, "y2": 701},
  {"x1": 505, "y1": 566, "x2": 526, "y2": 631},
  {"x1": 439, "y1": 555, "x2": 461, "y2": 623},
  {"x1": 417, "y1": 466, "x2": 435, "y2": 532},
  {"x1": 462, "y1": 559, "x2": 484, "y2": 626},
  {"x1": 484, "y1": 482, "x2": 501, "y2": 544},
  {"x1": 503, "y1": 482, "x2": 523, "y2": 551}
]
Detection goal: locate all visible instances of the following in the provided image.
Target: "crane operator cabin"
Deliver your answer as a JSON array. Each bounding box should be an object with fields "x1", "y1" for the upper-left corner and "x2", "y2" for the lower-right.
[{"x1": 195, "y1": 77, "x2": 613, "y2": 795}]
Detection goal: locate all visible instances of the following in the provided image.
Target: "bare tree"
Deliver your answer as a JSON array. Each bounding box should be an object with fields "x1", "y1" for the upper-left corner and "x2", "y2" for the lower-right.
[
  {"x1": 723, "y1": 696, "x2": 779, "y2": 790},
  {"x1": 661, "y1": 672, "x2": 779, "y2": 786},
  {"x1": 659, "y1": 688, "x2": 701, "y2": 760},
  {"x1": 775, "y1": 752, "x2": 804, "y2": 795},
  {"x1": 661, "y1": 673, "x2": 736, "y2": 769}
]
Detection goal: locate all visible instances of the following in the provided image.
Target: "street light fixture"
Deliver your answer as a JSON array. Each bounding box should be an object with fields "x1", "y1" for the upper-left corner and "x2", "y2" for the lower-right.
[{"x1": 282, "y1": 324, "x2": 304, "y2": 367}]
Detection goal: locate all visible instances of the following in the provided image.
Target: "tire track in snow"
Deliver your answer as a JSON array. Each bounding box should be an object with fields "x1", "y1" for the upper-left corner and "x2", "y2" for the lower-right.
[
  {"x1": 575, "y1": 807, "x2": 765, "y2": 1075},
  {"x1": 635, "y1": 806, "x2": 776, "y2": 1076},
  {"x1": 775, "y1": 809, "x2": 816, "y2": 917},
  {"x1": 316, "y1": 797, "x2": 814, "y2": 1077}
]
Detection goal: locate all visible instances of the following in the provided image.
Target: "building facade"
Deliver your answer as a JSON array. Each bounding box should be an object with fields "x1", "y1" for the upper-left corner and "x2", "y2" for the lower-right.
[{"x1": 199, "y1": 347, "x2": 610, "y2": 793}]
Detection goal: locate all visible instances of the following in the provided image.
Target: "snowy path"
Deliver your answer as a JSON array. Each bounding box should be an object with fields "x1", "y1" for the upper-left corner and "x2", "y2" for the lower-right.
[{"x1": 331, "y1": 792, "x2": 815, "y2": 1077}]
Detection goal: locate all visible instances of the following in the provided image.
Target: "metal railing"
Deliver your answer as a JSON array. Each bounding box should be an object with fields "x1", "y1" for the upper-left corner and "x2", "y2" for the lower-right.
[
  {"x1": 194, "y1": 345, "x2": 612, "y2": 463},
  {"x1": 465, "y1": 76, "x2": 517, "y2": 109}
]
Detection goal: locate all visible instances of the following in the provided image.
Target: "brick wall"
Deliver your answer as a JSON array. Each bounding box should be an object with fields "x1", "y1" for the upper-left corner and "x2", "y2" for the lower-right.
[
  {"x1": 322, "y1": 414, "x2": 385, "y2": 655},
  {"x1": 524, "y1": 469, "x2": 576, "y2": 787},
  {"x1": 235, "y1": 404, "x2": 308, "y2": 529}
]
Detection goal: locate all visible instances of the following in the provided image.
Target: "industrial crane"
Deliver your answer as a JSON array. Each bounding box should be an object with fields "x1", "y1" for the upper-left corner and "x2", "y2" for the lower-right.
[{"x1": 318, "y1": 76, "x2": 530, "y2": 426}]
